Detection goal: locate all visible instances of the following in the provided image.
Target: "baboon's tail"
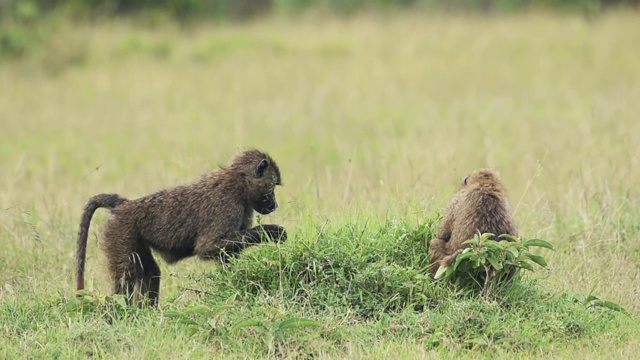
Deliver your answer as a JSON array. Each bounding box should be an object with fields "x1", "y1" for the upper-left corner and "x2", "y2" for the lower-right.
[{"x1": 76, "y1": 193, "x2": 127, "y2": 292}]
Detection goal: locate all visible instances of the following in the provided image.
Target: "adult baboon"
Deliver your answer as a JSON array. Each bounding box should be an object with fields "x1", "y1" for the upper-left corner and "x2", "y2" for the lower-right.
[
  {"x1": 76, "y1": 149, "x2": 286, "y2": 306},
  {"x1": 428, "y1": 169, "x2": 517, "y2": 276}
]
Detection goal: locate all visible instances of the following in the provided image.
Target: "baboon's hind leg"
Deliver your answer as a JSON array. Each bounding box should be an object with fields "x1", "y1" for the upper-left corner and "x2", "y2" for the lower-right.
[
  {"x1": 109, "y1": 247, "x2": 160, "y2": 307},
  {"x1": 110, "y1": 253, "x2": 138, "y2": 305},
  {"x1": 428, "y1": 237, "x2": 451, "y2": 276},
  {"x1": 137, "y1": 247, "x2": 161, "y2": 307},
  {"x1": 440, "y1": 248, "x2": 465, "y2": 268},
  {"x1": 101, "y1": 230, "x2": 139, "y2": 305}
]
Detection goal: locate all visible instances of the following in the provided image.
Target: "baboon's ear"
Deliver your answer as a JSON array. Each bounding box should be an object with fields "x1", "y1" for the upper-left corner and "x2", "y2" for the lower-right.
[
  {"x1": 256, "y1": 159, "x2": 269, "y2": 178},
  {"x1": 463, "y1": 175, "x2": 469, "y2": 186}
]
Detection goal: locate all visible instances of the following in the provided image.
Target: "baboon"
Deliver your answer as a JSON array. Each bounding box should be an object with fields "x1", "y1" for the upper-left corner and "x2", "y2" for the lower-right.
[
  {"x1": 76, "y1": 149, "x2": 287, "y2": 306},
  {"x1": 428, "y1": 169, "x2": 518, "y2": 276}
]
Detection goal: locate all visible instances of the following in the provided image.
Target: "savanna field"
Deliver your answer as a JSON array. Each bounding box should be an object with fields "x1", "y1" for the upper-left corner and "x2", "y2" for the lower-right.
[{"x1": 1, "y1": 10, "x2": 640, "y2": 358}]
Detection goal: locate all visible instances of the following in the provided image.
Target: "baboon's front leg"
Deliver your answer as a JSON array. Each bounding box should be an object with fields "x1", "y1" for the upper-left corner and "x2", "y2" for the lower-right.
[
  {"x1": 228, "y1": 224, "x2": 287, "y2": 248},
  {"x1": 253, "y1": 224, "x2": 287, "y2": 243},
  {"x1": 197, "y1": 225, "x2": 287, "y2": 262}
]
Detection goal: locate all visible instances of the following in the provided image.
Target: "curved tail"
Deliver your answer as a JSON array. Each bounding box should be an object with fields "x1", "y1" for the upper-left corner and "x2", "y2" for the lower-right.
[{"x1": 76, "y1": 193, "x2": 127, "y2": 292}]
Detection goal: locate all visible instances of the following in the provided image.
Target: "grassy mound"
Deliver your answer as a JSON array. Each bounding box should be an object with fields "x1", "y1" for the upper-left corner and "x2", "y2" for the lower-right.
[{"x1": 34, "y1": 218, "x2": 628, "y2": 358}]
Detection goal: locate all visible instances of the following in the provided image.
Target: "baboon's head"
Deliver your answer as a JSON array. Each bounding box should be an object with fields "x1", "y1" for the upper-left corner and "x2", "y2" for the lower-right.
[
  {"x1": 462, "y1": 169, "x2": 505, "y2": 192},
  {"x1": 231, "y1": 149, "x2": 282, "y2": 215}
]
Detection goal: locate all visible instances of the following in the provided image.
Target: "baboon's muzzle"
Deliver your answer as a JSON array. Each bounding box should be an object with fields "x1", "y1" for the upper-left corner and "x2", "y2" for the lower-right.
[{"x1": 255, "y1": 193, "x2": 278, "y2": 215}]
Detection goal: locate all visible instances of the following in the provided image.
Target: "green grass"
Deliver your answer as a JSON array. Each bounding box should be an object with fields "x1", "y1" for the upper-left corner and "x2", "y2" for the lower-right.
[{"x1": 1, "y1": 10, "x2": 639, "y2": 358}]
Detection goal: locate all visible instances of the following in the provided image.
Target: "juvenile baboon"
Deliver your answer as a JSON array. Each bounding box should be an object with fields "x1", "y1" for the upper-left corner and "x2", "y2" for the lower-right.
[
  {"x1": 76, "y1": 149, "x2": 287, "y2": 306},
  {"x1": 428, "y1": 169, "x2": 517, "y2": 276}
]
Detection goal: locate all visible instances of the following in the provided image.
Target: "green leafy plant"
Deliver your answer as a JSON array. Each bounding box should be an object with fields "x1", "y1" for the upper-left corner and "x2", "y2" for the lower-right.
[
  {"x1": 434, "y1": 233, "x2": 554, "y2": 297},
  {"x1": 568, "y1": 282, "x2": 628, "y2": 315}
]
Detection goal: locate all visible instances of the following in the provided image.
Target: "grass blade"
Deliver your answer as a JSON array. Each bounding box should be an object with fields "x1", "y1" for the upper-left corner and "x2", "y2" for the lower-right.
[{"x1": 277, "y1": 317, "x2": 321, "y2": 330}]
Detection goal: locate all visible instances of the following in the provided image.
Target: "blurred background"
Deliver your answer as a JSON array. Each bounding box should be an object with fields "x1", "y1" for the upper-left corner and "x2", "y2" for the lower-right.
[{"x1": 2, "y1": 0, "x2": 639, "y2": 61}]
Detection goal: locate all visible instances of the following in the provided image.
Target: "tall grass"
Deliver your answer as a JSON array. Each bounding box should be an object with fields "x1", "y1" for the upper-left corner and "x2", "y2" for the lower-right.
[{"x1": 0, "y1": 10, "x2": 639, "y2": 358}]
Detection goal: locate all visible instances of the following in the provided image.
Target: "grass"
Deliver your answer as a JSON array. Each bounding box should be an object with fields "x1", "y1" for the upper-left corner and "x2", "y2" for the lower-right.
[{"x1": 1, "y1": 10, "x2": 640, "y2": 358}]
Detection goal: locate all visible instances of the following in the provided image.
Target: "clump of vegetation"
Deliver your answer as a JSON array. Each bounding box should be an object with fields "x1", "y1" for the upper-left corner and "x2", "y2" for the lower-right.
[
  {"x1": 434, "y1": 233, "x2": 555, "y2": 297},
  {"x1": 200, "y1": 219, "x2": 439, "y2": 318}
]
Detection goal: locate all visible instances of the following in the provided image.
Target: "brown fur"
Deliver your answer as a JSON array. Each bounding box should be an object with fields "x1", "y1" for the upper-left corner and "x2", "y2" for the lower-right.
[
  {"x1": 76, "y1": 149, "x2": 286, "y2": 306},
  {"x1": 428, "y1": 169, "x2": 517, "y2": 276}
]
